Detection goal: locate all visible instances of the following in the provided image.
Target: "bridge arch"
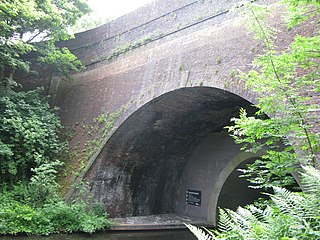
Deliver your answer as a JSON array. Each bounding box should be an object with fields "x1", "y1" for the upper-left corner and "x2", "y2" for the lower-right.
[
  {"x1": 17, "y1": 0, "x2": 314, "y2": 227},
  {"x1": 85, "y1": 86, "x2": 265, "y2": 224}
]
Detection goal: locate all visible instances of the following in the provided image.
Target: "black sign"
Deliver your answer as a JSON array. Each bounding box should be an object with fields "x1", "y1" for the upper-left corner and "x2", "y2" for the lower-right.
[{"x1": 186, "y1": 189, "x2": 201, "y2": 206}]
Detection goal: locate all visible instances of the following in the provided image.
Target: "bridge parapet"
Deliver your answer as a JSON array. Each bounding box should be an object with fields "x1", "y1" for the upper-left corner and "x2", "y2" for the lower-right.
[{"x1": 61, "y1": 0, "x2": 247, "y2": 68}]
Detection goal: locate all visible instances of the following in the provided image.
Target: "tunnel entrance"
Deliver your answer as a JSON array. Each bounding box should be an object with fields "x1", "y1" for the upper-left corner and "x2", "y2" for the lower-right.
[
  {"x1": 217, "y1": 159, "x2": 268, "y2": 211},
  {"x1": 87, "y1": 87, "x2": 265, "y2": 227}
]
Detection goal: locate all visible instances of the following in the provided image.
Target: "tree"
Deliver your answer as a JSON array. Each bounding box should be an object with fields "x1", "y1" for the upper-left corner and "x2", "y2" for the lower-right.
[
  {"x1": 71, "y1": 13, "x2": 110, "y2": 33},
  {"x1": 0, "y1": 89, "x2": 64, "y2": 183},
  {"x1": 0, "y1": 0, "x2": 90, "y2": 85},
  {"x1": 0, "y1": 0, "x2": 90, "y2": 183},
  {"x1": 226, "y1": 0, "x2": 320, "y2": 189},
  {"x1": 0, "y1": 0, "x2": 111, "y2": 235}
]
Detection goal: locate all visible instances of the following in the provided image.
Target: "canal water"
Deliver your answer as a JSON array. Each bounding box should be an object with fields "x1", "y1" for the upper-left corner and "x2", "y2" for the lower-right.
[{"x1": 0, "y1": 230, "x2": 196, "y2": 240}]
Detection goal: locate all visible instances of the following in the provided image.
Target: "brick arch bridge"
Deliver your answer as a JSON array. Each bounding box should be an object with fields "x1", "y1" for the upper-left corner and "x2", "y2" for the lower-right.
[{"x1": 20, "y1": 0, "x2": 317, "y2": 227}]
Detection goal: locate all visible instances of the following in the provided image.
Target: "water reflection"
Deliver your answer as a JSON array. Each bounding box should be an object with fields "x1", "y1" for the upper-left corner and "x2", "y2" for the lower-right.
[{"x1": 0, "y1": 230, "x2": 196, "y2": 240}]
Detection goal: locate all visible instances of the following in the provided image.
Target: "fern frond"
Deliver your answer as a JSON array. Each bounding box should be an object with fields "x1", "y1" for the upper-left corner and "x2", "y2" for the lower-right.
[
  {"x1": 271, "y1": 187, "x2": 304, "y2": 216},
  {"x1": 184, "y1": 223, "x2": 215, "y2": 240},
  {"x1": 218, "y1": 208, "x2": 236, "y2": 233},
  {"x1": 234, "y1": 207, "x2": 252, "y2": 228},
  {"x1": 298, "y1": 193, "x2": 320, "y2": 221},
  {"x1": 247, "y1": 205, "x2": 266, "y2": 222},
  {"x1": 301, "y1": 165, "x2": 320, "y2": 197},
  {"x1": 263, "y1": 205, "x2": 273, "y2": 218}
]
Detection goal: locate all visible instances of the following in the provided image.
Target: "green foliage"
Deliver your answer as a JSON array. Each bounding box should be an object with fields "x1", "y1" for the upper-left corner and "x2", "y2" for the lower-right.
[
  {"x1": 71, "y1": 13, "x2": 110, "y2": 33},
  {"x1": 283, "y1": 0, "x2": 320, "y2": 28},
  {"x1": 59, "y1": 105, "x2": 127, "y2": 193},
  {"x1": 0, "y1": 1, "x2": 111, "y2": 235},
  {"x1": 38, "y1": 200, "x2": 110, "y2": 234},
  {"x1": 0, "y1": 0, "x2": 90, "y2": 84},
  {"x1": 0, "y1": 187, "x2": 111, "y2": 235},
  {"x1": 185, "y1": 223, "x2": 214, "y2": 240},
  {"x1": 0, "y1": 57, "x2": 111, "y2": 236},
  {"x1": 37, "y1": 43, "x2": 84, "y2": 80},
  {"x1": 234, "y1": 2, "x2": 277, "y2": 47},
  {"x1": 27, "y1": 161, "x2": 63, "y2": 207},
  {"x1": 188, "y1": 1, "x2": 320, "y2": 239},
  {"x1": 187, "y1": 166, "x2": 320, "y2": 240},
  {"x1": 0, "y1": 89, "x2": 65, "y2": 184},
  {"x1": 0, "y1": 177, "x2": 110, "y2": 235},
  {"x1": 226, "y1": 1, "x2": 320, "y2": 188}
]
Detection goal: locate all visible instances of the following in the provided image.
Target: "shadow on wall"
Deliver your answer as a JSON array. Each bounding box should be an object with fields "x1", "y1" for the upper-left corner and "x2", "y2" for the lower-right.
[
  {"x1": 217, "y1": 158, "x2": 270, "y2": 211},
  {"x1": 86, "y1": 86, "x2": 268, "y2": 223}
]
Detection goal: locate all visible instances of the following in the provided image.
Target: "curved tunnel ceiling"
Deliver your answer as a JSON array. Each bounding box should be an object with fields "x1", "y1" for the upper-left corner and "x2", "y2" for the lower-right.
[
  {"x1": 87, "y1": 87, "x2": 258, "y2": 217},
  {"x1": 103, "y1": 87, "x2": 256, "y2": 159}
]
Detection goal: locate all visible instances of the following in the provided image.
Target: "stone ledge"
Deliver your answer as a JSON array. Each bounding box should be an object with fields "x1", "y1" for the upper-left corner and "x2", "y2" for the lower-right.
[{"x1": 110, "y1": 214, "x2": 212, "y2": 231}]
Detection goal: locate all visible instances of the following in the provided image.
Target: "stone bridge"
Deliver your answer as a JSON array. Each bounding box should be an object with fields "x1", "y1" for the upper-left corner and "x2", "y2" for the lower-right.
[{"x1": 21, "y1": 0, "x2": 317, "y2": 228}]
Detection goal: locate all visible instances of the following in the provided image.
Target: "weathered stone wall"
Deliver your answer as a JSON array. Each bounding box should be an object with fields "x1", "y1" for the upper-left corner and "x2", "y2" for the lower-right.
[
  {"x1": 61, "y1": 0, "x2": 246, "y2": 68},
  {"x1": 49, "y1": 0, "x2": 318, "y2": 221},
  {"x1": 52, "y1": 2, "x2": 316, "y2": 156},
  {"x1": 17, "y1": 0, "x2": 319, "y2": 223},
  {"x1": 84, "y1": 87, "x2": 258, "y2": 220},
  {"x1": 175, "y1": 132, "x2": 263, "y2": 223}
]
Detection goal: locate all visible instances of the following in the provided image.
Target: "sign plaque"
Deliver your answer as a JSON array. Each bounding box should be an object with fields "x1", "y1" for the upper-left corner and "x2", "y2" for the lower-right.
[{"x1": 186, "y1": 189, "x2": 202, "y2": 206}]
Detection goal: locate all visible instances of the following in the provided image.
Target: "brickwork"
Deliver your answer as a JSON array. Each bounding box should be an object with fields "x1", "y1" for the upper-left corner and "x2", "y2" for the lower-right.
[
  {"x1": 18, "y1": 0, "x2": 319, "y2": 220},
  {"x1": 61, "y1": 0, "x2": 254, "y2": 67}
]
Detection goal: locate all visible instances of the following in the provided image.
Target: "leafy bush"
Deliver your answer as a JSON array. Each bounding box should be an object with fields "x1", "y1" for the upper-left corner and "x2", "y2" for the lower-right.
[
  {"x1": 0, "y1": 89, "x2": 65, "y2": 184},
  {"x1": 0, "y1": 89, "x2": 111, "y2": 235},
  {"x1": 0, "y1": 186, "x2": 111, "y2": 235},
  {"x1": 38, "y1": 200, "x2": 110, "y2": 234},
  {"x1": 0, "y1": 195, "x2": 37, "y2": 235},
  {"x1": 0, "y1": 0, "x2": 111, "y2": 235}
]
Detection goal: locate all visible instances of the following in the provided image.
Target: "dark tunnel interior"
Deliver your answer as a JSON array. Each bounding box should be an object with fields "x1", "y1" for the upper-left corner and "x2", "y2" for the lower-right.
[{"x1": 88, "y1": 87, "x2": 266, "y2": 220}]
